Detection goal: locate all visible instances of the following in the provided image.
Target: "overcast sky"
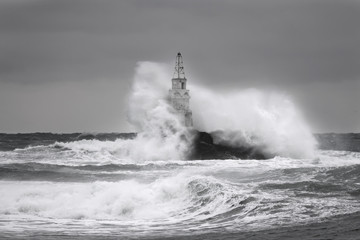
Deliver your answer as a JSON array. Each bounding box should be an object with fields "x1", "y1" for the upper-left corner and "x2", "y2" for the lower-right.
[{"x1": 0, "y1": 0, "x2": 359, "y2": 133}]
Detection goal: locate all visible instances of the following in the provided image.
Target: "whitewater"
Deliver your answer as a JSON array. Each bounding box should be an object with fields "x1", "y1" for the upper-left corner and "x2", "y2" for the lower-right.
[{"x1": 0, "y1": 62, "x2": 359, "y2": 239}]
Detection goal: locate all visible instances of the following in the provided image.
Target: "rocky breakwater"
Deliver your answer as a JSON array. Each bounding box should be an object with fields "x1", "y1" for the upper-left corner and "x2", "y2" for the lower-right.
[{"x1": 189, "y1": 131, "x2": 271, "y2": 160}]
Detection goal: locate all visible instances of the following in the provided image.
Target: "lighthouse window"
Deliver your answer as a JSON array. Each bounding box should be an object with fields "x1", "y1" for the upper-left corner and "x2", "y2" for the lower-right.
[{"x1": 181, "y1": 82, "x2": 185, "y2": 89}]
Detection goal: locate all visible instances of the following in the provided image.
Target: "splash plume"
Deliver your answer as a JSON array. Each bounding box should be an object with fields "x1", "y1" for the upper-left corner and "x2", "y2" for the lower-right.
[{"x1": 127, "y1": 61, "x2": 317, "y2": 159}]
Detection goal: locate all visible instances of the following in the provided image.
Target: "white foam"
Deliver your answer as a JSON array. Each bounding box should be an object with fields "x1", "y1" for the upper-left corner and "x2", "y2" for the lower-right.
[
  {"x1": 0, "y1": 174, "x2": 244, "y2": 223},
  {"x1": 1, "y1": 150, "x2": 359, "y2": 234},
  {"x1": 126, "y1": 62, "x2": 317, "y2": 159},
  {"x1": 124, "y1": 62, "x2": 193, "y2": 161},
  {"x1": 190, "y1": 86, "x2": 317, "y2": 158}
]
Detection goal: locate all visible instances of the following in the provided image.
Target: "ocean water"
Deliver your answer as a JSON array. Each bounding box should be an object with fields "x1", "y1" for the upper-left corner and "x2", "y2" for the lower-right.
[{"x1": 0, "y1": 133, "x2": 360, "y2": 240}]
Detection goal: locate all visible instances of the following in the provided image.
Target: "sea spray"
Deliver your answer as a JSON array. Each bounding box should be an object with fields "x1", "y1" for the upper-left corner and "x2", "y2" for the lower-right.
[
  {"x1": 125, "y1": 62, "x2": 193, "y2": 161},
  {"x1": 189, "y1": 86, "x2": 317, "y2": 158},
  {"x1": 126, "y1": 61, "x2": 317, "y2": 159}
]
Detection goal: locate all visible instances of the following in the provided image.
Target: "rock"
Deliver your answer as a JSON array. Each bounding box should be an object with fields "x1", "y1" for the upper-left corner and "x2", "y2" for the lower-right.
[{"x1": 188, "y1": 131, "x2": 271, "y2": 160}]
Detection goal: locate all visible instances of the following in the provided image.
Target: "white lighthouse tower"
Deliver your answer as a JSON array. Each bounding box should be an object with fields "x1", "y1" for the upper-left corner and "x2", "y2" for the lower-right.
[{"x1": 169, "y1": 52, "x2": 193, "y2": 127}]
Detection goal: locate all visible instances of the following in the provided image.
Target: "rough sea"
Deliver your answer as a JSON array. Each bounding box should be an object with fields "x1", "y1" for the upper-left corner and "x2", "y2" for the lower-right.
[{"x1": 0, "y1": 133, "x2": 359, "y2": 240}]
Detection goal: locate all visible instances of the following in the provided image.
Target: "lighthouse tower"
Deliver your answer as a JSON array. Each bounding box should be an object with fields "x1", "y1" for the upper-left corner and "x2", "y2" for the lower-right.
[{"x1": 169, "y1": 52, "x2": 193, "y2": 127}]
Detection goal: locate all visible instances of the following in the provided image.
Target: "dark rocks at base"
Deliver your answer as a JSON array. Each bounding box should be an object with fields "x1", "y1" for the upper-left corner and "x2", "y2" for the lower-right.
[
  {"x1": 190, "y1": 132, "x2": 360, "y2": 160},
  {"x1": 188, "y1": 131, "x2": 271, "y2": 160}
]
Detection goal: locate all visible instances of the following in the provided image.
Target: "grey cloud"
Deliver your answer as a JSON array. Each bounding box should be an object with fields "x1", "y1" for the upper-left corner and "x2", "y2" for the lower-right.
[{"x1": 0, "y1": 0, "x2": 359, "y2": 132}]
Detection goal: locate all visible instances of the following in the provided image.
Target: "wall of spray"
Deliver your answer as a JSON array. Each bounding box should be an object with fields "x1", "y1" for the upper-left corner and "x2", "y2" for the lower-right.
[
  {"x1": 191, "y1": 86, "x2": 317, "y2": 158},
  {"x1": 126, "y1": 62, "x2": 193, "y2": 161},
  {"x1": 126, "y1": 61, "x2": 317, "y2": 160}
]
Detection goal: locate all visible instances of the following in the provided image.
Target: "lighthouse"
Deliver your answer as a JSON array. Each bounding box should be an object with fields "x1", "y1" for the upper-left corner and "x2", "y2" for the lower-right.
[{"x1": 169, "y1": 52, "x2": 193, "y2": 127}]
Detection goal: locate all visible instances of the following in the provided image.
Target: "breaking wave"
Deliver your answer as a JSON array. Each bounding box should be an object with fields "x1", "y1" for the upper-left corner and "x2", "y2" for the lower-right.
[
  {"x1": 1, "y1": 150, "x2": 360, "y2": 236},
  {"x1": 124, "y1": 62, "x2": 193, "y2": 161},
  {"x1": 124, "y1": 62, "x2": 317, "y2": 160}
]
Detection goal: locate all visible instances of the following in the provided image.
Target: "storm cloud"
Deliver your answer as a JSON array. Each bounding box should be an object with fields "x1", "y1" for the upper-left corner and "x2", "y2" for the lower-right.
[{"x1": 0, "y1": 0, "x2": 359, "y2": 133}]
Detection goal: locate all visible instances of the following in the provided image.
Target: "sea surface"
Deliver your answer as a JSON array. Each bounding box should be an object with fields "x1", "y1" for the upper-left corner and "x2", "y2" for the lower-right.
[{"x1": 0, "y1": 133, "x2": 360, "y2": 240}]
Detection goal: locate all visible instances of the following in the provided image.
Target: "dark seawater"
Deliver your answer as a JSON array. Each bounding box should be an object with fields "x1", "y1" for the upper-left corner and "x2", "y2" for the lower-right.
[{"x1": 0, "y1": 133, "x2": 360, "y2": 240}]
